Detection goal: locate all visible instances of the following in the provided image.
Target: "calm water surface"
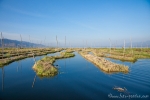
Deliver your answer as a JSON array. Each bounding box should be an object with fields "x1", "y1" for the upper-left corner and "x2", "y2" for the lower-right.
[{"x1": 0, "y1": 52, "x2": 150, "y2": 100}]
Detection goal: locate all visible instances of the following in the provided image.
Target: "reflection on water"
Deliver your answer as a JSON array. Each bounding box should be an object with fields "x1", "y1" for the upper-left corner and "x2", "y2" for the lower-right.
[
  {"x1": 16, "y1": 60, "x2": 22, "y2": 72},
  {"x1": 1, "y1": 68, "x2": 4, "y2": 91},
  {"x1": 0, "y1": 52, "x2": 150, "y2": 100},
  {"x1": 32, "y1": 75, "x2": 36, "y2": 88}
]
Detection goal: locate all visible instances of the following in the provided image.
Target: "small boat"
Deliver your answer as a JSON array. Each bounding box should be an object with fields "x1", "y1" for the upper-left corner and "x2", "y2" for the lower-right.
[{"x1": 113, "y1": 86, "x2": 127, "y2": 92}]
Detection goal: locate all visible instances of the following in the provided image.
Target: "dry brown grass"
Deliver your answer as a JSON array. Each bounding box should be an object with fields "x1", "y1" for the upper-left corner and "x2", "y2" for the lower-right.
[{"x1": 79, "y1": 51, "x2": 129, "y2": 73}]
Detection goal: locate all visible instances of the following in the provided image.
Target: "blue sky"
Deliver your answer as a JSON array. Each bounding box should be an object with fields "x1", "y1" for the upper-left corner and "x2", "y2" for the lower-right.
[{"x1": 0, "y1": 0, "x2": 150, "y2": 47}]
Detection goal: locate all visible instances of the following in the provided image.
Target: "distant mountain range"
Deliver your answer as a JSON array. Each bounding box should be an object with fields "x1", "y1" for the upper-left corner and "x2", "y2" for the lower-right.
[
  {"x1": 0, "y1": 38, "x2": 149, "y2": 48},
  {"x1": 0, "y1": 38, "x2": 45, "y2": 47}
]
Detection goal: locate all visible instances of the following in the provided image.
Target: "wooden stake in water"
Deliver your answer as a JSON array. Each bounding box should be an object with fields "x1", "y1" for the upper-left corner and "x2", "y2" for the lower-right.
[
  {"x1": 123, "y1": 40, "x2": 125, "y2": 57},
  {"x1": 116, "y1": 40, "x2": 117, "y2": 50},
  {"x1": 109, "y1": 38, "x2": 111, "y2": 55},
  {"x1": 29, "y1": 35, "x2": 31, "y2": 48},
  {"x1": 1, "y1": 32, "x2": 4, "y2": 59},
  {"x1": 44, "y1": 37, "x2": 46, "y2": 46},
  {"x1": 65, "y1": 36, "x2": 66, "y2": 49},
  {"x1": 17, "y1": 44, "x2": 20, "y2": 56},
  {"x1": 86, "y1": 40, "x2": 87, "y2": 49},
  {"x1": 83, "y1": 40, "x2": 84, "y2": 49},
  {"x1": 130, "y1": 38, "x2": 133, "y2": 56},
  {"x1": 20, "y1": 34, "x2": 22, "y2": 48},
  {"x1": 56, "y1": 35, "x2": 58, "y2": 48}
]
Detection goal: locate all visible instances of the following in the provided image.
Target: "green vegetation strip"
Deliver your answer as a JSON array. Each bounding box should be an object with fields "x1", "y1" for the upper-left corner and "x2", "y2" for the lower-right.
[
  {"x1": 89, "y1": 48, "x2": 150, "y2": 62},
  {"x1": 32, "y1": 51, "x2": 75, "y2": 77},
  {"x1": 79, "y1": 51, "x2": 129, "y2": 73},
  {"x1": 0, "y1": 48, "x2": 63, "y2": 67}
]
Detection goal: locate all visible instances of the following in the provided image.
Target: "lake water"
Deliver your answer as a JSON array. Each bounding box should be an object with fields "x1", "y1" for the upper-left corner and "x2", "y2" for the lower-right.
[{"x1": 0, "y1": 52, "x2": 150, "y2": 100}]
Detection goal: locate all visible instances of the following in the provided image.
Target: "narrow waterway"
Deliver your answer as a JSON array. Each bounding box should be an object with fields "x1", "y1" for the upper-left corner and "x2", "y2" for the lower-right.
[{"x1": 0, "y1": 52, "x2": 150, "y2": 100}]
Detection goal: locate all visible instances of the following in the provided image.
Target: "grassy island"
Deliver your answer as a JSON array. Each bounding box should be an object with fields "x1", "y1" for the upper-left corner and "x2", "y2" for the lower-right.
[
  {"x1": 79, "y1": 51, "x2": 129, "y2": 73},
  {"x1": 32, "y1": 51, "x2": 75, "y2": 77}
]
